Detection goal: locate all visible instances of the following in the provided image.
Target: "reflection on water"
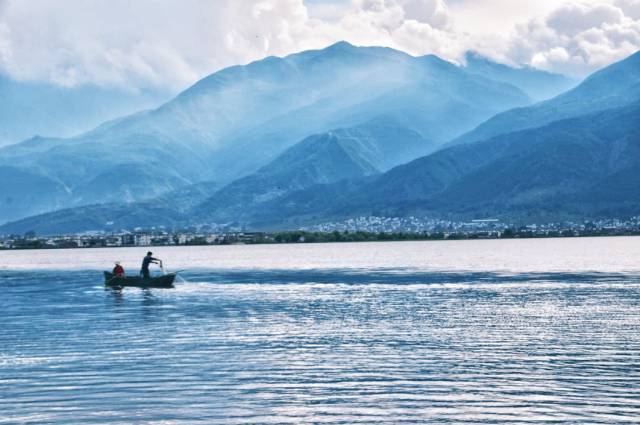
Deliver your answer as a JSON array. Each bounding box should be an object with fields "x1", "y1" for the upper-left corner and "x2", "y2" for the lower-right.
[{"x1": 1, "y1": 239, "x2": 640, "y2": 423}]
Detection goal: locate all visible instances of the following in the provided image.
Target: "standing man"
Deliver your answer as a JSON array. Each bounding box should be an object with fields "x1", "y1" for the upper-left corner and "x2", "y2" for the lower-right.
[{"x1": 140, "y1": 251, "x2": 161, "y2": 279}]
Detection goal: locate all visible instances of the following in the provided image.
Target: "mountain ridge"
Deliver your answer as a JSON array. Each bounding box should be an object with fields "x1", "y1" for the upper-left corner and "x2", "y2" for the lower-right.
[
  {"x1": 5, "y1": 100, "x2": 639, "y2": 234},
  {"x1": 256, "y1": 100, "x2": 640, "y2": 226},
  {"x1": 0, "y1": 41, "x2": 548, "y2": 224},
  {"x1": 452, "y1": 50, "x2": 640, "y2": 147},
  {"x1": 0, "y1": 75, "x2": 170, "y2": 147}
]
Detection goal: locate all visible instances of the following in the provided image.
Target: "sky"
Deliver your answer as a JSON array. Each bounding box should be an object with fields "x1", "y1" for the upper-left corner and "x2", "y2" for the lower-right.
[{"x1": 0, "y1": 0, "x2": 639, "y2": 93}]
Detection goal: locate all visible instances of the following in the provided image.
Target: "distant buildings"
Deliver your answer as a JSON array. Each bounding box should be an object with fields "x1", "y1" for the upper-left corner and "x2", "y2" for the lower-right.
[
  {"x1": 135, "y1": 234, "x2": 152, "y2": 246},
  {"x1": 1, "y1": 216, "x2": 639, "y2": 250},
  {"x1": 303, "y1": 216, "x2": 508, "y2": 234},
  {"x1": 302, "y1": 215, "x2": 640, "y2": 237}
]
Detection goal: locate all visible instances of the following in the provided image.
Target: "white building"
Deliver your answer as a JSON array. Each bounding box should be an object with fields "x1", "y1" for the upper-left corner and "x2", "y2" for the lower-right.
[{"x1": 135, "y1": 234, "x2": 152, "y2": 246}]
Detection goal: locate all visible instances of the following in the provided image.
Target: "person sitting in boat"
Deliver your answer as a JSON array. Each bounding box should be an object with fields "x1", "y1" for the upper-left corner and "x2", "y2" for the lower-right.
[
  {"x1": 140, "y1": 252, "x2": 161, "y2": 279},
  {"x1": 113, "y1": 261, "x2": 125, "y2": 278}
]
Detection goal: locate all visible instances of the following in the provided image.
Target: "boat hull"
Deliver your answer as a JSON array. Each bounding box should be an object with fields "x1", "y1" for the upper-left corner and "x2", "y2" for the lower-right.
[{"x1": 104, "y1": 271, "x2": 176, "y2": 288}]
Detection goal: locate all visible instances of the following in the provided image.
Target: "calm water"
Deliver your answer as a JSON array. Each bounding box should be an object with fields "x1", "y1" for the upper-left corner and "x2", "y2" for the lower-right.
[{"x1": 1, "y1": 238, "x2": 640, "y2": 424}]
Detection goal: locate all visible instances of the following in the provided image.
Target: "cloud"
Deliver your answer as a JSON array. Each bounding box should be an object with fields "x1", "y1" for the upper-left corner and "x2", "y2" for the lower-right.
[
  {"x1": 0, "y1": 0, "x2": 638, "y2": 91},
  {"x1": 328, "y1": 0, "x2": 466, "y2": 59},
  {"x1": 497, "y1": 1, "x2": 640, "y2": 75},
  {"x1": 546, "y1": 3, "x2": 624, "y2": 36},
  {"x1": 616, "y1": 0, "x2": 640, "y2": 19},
  {"x1": 401, "y1": 0, "x2": 451, "y2": 28},
  {"x1": 0, "y1": 0, "x2": 329, "y2": 91},
  {"x1": 0, "y1": 0, "x2": 465, "y2": 90}
]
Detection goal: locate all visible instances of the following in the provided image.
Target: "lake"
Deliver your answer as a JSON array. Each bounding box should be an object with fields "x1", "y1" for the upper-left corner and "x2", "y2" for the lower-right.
[{"x1": 2, "y1": 237, "x2": 640, "y2": 423}]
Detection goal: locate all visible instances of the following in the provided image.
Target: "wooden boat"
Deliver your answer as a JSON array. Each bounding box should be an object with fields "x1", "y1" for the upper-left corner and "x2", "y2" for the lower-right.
[{"x1": 104, "y1": 271, "x2": 177, "y2": 288}]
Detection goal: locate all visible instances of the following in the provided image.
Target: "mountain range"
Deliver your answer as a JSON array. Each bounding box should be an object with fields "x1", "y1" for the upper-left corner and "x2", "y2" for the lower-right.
[
  {"x1": 252, "y1": 101, "x2": 640, "y2": 228},
  {"x1": 0, "y1": 75, "x2": 170, "y2": 147},
  {"x1": 239, "y1": 51, "x2": 640, "y2": 227},
  {"x1": 452, "y1": 50, "x2": 640, "y2": 146},
  {"x1": 0, "y1": 42, "x2": 575, "y2": 225},
  {"x1": 3, "y1": 43, "x2": 637, "y2": 235},
  {"x1": 462, "y1": 51, "x2": 576, "y2": 101}
]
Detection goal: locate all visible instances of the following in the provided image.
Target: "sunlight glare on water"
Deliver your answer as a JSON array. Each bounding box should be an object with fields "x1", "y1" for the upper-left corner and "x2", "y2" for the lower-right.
[{"x1": 1, "y1": 237, "x2": 640, "y2": 423}]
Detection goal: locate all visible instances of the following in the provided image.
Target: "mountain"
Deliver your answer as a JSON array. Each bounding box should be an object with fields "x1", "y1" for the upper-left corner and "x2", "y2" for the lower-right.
[
  {"x1": 5, "y1": 49, "x2": 640, "y2": 234},
  {"x1": 462, "y1": 52, "x2": 576, "y2": 101},
  {"x1": 454, "y1": 50, "x2": 640, "y2": 146},
  {"x1": 0, "y1": 181, "x2": 221, "y2": 236},
  {"x1": 6, "y1": 101, "x2": 639, "y2": 234},
  {"x1": 0, "y1": 75, "x2": 169, "y2": 146},
  {"x1": 0, "y1": 166, "x2": 70, "y2": 224},
  {"x1": 0, "y1": 41, "x2": 536, "y2": 224},
  {"x1": 196, "y1": 118, "x2": 435, "y2": 223},
  {"x1": 0, "y1": 118, "x2": 432, "y2": 234},
  {"x1": 251, "y1": 101, "x2": 640, "y2": 226}
]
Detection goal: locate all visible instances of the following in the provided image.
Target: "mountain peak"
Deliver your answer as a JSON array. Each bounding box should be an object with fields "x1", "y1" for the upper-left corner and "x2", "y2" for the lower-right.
[
  {"x1": 462, "y1": 50, "x2": 569, "y2": 78},
  {"x1": 562, "y1": 49, "x2": 640, "y2": 98},
  {"x1": 453, "y1": 49, "x2": 640, "y2": 146},
  {"x1": 324, "y1": 40, "x2": 356, "y2": 51},
  {"x1": 463, "y1": 51, "x2": 505, "y2": 68},
  {"x1": 578, "y1": 50, "x2": 640, "y2": 81},
  {"x1": 460, "y1": 50, "x2": 575, "y2": 101},
  {"x1": 419, "y1": 54, "x2": 458, "y2": 71},
  {"x1": 311, "y1": 41, "x2": 414, "y2": 63}
]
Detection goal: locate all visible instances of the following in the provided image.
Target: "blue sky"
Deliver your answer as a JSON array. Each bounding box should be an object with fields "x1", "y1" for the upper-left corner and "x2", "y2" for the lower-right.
[{"x1": 0, "y1": 0, "x2": 638, "y2": 91}]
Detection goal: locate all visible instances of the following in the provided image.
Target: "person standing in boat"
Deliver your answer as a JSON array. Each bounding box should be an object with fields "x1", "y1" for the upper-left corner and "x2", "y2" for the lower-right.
[
  {"x1": 140, "y1": 252, "x2": 161, "y2": 279},
  {"x1": 113, "y1": 261, "x2": 125, "y2": 278}
]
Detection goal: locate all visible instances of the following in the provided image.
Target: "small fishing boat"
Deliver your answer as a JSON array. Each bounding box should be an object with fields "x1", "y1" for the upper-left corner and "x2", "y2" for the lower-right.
[{"x1": 103, "y1": 271, "x2": 177, "y2": 288}]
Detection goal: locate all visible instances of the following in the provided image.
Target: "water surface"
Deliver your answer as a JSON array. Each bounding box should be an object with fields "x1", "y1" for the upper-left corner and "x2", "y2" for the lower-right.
[{"x1": 1, "y1": 238, "x2": 640, "y2": 423}]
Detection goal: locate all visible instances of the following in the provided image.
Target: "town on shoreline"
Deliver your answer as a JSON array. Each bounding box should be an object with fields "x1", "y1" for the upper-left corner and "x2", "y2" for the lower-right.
[{"x1": 1, "y1": 216, "x2": 639, "y2": 250}]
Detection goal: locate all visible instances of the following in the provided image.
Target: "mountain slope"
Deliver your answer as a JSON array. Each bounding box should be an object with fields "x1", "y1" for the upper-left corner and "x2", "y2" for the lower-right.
[
  {"x1": 196, "y1": 118, "x2": 435, "y2": 223},
  {"x1": 0, "y1": 181, "x2": 221, "y2": 236},
  {"x1": 0, "y1": 41, "x2": 535, "y2": 224},
  {"x1": 5, "y1": 101, "x2": 639, "y2": 233},
  {"x1": 462, "y1": 52, "x2": 576, "y2": 101},
  {"x1": 0, "y1": 117, "x2": 435, "y2": 234},
  {"x1": 0, "y1": 75, "x2": 169, "y2": 146},
  {"x1": 0, "y1": 166, "x2": 69, "y2": 223},
  {"x1": 454, "y1": 50, "x2": 640, "y2": 146},
  {"x1": 263, "y1": 101, "x2": 640, "y2": 225}
]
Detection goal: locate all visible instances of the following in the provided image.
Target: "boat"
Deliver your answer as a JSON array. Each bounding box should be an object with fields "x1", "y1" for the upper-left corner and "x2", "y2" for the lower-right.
[{"x1": 103, "y1": 271, "x2": 177, "y2": 288}]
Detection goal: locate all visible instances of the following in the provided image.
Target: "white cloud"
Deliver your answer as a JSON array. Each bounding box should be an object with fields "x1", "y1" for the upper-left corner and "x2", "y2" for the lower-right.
[
  {"x1": 497, "y1": 1, "x2": 640, "y2": 75},
  {"x1": 400, "y1": 0, "x2": 452, "y2": 28},
  {"x1": 0, "y1": 0, "x2": 331, "y2": 91},
  {"x1": 616, "y1": 0, "x2": 640, "y2": 19},
  {"x1": 547, "y1": 3, "x2": 624, "y2": 36},
  {"x1": 0, "y1": 0, "x2": 638, "y2": 91}
]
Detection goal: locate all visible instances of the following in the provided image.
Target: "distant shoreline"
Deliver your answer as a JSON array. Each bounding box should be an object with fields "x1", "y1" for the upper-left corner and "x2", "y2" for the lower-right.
[{"x1": 2, "y1": 229, "x2": 639, "y2": 251}]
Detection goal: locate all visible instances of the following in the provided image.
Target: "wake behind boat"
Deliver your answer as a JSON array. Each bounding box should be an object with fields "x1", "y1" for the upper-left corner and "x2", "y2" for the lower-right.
[{"x1": 104, "y1": 271, "x2": 177, "y2": 288}]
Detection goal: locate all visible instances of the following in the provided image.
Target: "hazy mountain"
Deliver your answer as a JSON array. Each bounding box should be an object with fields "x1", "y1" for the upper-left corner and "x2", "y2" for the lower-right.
[
  {"x1": 462, "y1": 52, "x2": 576, "y2": 101},
  {"x1": 0, "y1": 166, "x2": 69, "y2": 224},
  {"x1": 6, "y1": 101, "x2": 639, "y2": 233},
  {"x1": 137, "y1": 41, "x2": 534, "y2": 180},
  {"x1": 0, "y1": 75, "x2": 170, "y2": 146},
  {"x1": 0, "y1": 41, "x2": 538, "y2": 224},
  {"x1": 0, "y1": 181, "x2": 221, "y2": 236},
  {"x1": 0, "y1": 118, "x2": 432, "y2": 234},
  {"x1": 454, "y1": 50, "x2": 640, "y2": 146},
  {"x1": 253, "y1": 101, "x2": 640, "y2": 226},
  {"x1": 196, "y1": 118, "x2": 435, "y2": 223}
]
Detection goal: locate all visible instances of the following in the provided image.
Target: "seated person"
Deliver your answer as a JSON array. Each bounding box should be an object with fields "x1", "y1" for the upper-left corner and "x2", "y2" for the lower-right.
[{"x1": 113, "y1": 261, "x2": 125, "y2": 278}]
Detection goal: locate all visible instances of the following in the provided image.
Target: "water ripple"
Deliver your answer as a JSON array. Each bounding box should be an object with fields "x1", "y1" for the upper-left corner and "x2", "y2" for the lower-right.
[{"x1": 1, "y1": 265, "x2": 640, "y2": 423}]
